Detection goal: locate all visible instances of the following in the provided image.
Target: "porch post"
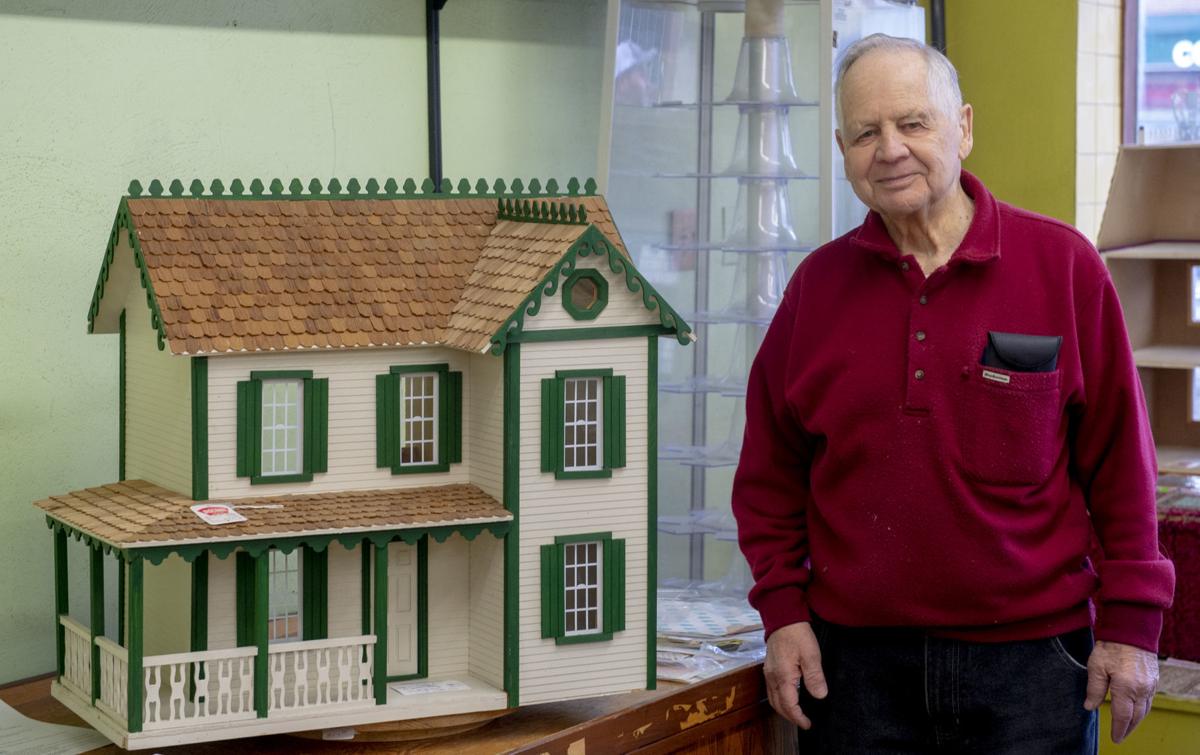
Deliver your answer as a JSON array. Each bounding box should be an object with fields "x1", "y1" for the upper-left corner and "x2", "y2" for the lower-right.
[
  {"x1": 127, "y1": 556, "x2": 143, "y2": 733},
  {"x1": 89, "y1": 545, "x2": 105, "y2": 704},
  {"x1": 53, "y1": 528, "x2": 67, "y2": 680},
  {"x1": 373, "y1": 541, "x2": 388, "y2": 705},
  {"x1": 254, "y1": 551, "x2": 269, "y2": 718},
  {"x1": 117, "y1": 557, "x2": 125, "y2": 645}
]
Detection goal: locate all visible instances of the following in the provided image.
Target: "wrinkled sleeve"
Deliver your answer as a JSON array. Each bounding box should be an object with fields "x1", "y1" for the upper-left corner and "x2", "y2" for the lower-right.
[
  {"x1": 1072, "y1": 274, "x2": 1175, "y2": 652},
  {"x1": 732, "y1": 292, "x2": 816, "y2": 639}
]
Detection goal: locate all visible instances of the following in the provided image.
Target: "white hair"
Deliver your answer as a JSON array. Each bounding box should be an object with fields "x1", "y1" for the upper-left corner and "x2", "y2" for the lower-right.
[{"x1": 834, "y1": 34, "x2": 963, "y2": 134}]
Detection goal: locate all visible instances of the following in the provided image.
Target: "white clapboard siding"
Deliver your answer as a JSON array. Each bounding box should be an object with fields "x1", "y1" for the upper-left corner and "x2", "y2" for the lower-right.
[
  {"x1": 516, "y1": 339, "x2": 649, "y2": 705},
  {"x1": 143, "y1": 555, "x2": 192, "y2": 656},
  {"x1": 119, "y1": 234, "x2": 191, "y2": 494},
  {"x1": 206, "y1": 347, "x2": 472, "y2": 499},
  {"x1": 427, "y1": 536, "x2": 470, "y2": 677},
  {"x1": 468, "y1": 534, "x2": 504, "y2": 688},
  {"x1": 207, "y1": 552, "x2": 237, "y2": 650},
  {"x1": 467, "y1": 353, "x2": 504, "y2": 501},
  {"x1": 327, "y1": 541, "x2": 364, "y2": 640},
  {"x1": 524, "y1": 257, "x2": 662, "y2": 332}
]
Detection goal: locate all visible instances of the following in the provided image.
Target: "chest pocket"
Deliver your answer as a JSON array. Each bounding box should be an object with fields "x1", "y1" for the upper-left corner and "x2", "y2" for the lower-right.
[{"x1": 956, "y1": 364, "x2": 1063, "y2": 486}]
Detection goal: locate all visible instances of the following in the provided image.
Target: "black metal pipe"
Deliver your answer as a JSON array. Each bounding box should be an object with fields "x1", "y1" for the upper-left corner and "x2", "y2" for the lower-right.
[
  {"x1": 930, "y1": 0, "x2": 946, "y2": 55},
  {"x1": 426, "y1": 0, "x2": 448, "y2": 188}
]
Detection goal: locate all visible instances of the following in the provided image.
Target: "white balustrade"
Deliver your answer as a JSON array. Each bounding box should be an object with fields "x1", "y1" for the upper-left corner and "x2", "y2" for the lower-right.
[
  {"x1": 59, "y1": 616, "x2": 92, "y2": 699},
  {"x1": 142, "y1": 647, "x2": 257, "y2": 730},
  {"x1": 94, "y1": 637, "x2": 128, "y2": 724},
  {"x1": 267, "y1": 635, "x2": 375, "y2": 715}
]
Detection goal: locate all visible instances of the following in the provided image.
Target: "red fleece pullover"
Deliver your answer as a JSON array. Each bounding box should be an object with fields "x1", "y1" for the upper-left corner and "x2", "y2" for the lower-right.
[{"x1": 732, "y1": 171, "x2": 1175, "y2": 652}]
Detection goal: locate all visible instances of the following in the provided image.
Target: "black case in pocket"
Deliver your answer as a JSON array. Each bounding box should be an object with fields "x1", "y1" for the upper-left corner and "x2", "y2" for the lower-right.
[{"x1": 981, "y1": 331, "x2": 1062, "y2": 373}]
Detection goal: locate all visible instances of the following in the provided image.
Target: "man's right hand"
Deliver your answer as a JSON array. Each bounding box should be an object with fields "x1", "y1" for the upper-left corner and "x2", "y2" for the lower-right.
[{"x1": 764, "y1": 621, "x2": 828, "y2": 729}]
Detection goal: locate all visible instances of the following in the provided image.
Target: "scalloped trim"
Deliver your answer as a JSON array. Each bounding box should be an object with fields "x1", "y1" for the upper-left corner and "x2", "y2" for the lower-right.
[
  {"x1": 488, "y1": 225, "x2": 694, "y2": 356},
  {"x1": 125, "y1": 176, "x2": 598, "y2": 200}
]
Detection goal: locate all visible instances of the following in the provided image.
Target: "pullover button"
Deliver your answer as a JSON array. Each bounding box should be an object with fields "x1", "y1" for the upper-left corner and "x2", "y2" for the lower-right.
[{"x1": 915, "y1": 369, "x2": 925, "y2": 380}]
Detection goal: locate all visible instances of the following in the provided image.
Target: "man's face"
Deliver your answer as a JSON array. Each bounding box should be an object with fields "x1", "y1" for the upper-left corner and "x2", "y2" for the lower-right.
[{"x1": 836, "y1": 49, "x2": 973, "y2": 220}]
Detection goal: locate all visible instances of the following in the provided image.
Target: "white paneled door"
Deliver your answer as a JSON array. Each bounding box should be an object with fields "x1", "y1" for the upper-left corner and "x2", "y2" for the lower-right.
[{"x1": 387, "y1": 542, "x2": 418, "y2": 677}]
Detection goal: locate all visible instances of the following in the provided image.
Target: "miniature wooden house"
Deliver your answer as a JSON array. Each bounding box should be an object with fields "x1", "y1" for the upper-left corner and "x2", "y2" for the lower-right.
[
  {"x1": 35, "y1": 178, "x2": 692, "y2": 750},
  {"x1": 1098, "y1": 145, "x2": 1200, "y2": 474}
]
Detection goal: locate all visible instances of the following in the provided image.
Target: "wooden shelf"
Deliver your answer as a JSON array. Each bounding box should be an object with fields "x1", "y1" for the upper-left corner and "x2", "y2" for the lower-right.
[
  {"x1": 1103, "y1": 241, "x2": 1200, "y2": 260},
  {"x1": 1134, "y1": 346, "x2": 1200, "y2": 369}
]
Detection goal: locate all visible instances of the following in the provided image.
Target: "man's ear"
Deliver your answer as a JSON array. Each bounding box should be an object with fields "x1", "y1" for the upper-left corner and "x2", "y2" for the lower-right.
[
  {"x1": 835, "y1": 130, "x2": 846, "y2": 157},
  {"x1": 958, "y1": 103, "x2": 974, "y2": 161}
]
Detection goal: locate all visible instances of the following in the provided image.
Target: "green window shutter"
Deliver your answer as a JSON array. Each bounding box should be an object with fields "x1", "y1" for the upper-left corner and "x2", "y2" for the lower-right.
[
  {"x1": 603, "y1": 375, "x2": 626, "y2": 469},
  {"x1": 304, "y1": 378, "x2": 329, "y2": 474},
  {"x1": 235, "y1": 552, "x2": 255, "y2": 646},
  {"x1": 302, "y1": 547, "x2": 328, "y2": 641},
  {"x1": 540, "y1": 378, "x2": 563, "y2": 474},
  {"x1": 540, "y1": 543, "x2": 563, "y2": 639},
  {"x1": 447, "y1": 371, "x2": 463, "y2": 464},
  {"x1": 236, "y1": 379, "x2": 262, "y2": 478},
  {"x1": 375, "y1": 373, "x2": 400, "y2": 468},
  {"x1": 604, "y1": 538, "x2": 626, "y2": 633}
]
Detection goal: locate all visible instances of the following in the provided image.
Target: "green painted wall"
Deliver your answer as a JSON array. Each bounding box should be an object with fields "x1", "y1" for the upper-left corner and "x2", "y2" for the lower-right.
[
  {"x1": 926, "y1": 0, "x2": 1077, "y2": 223},
  {"x1": 0, "y1": 0, "x2": 606, "y2": 684}
]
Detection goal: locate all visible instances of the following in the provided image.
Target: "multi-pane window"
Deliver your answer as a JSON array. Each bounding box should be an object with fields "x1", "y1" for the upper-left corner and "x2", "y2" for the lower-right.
[
  {"x1": 563, "y1": 541, "x2": 603, "y2": 636},
  {"x1": 400, "y1": 373, "x2": 438, "y2": 466},
  {"x1": 268, "y1": 549, "x2": 301, "y2": 643},
  {"x1": 563, "y1": 378, "x2": 603, "y2": 471},
  {"x1": 260, "y1": 380, "x2": 303, "y2": 476}
]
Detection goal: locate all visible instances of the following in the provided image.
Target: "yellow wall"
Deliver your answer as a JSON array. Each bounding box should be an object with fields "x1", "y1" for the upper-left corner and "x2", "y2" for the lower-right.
[{"x1": 919, "y1": 0, "x2": 1077, "y2": 223}]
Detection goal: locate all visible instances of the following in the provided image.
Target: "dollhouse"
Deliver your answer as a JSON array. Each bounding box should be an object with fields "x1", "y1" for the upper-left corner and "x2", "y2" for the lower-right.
[{"x1": 35, "y1": 177, "x2": 692, "y2": 749}]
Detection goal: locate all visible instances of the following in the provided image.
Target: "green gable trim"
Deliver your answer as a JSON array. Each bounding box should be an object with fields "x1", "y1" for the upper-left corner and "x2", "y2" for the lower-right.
[
  {"x1": 88, "y1": 198, "x2": 169, "y2": 351},
  {"x1": 386, "y1": 536, "x2": 429, "y2": 682},
  {"x1": 489, "y1": 225, "x2": 693, "y2": 356},
  {"x1": 561, "y1": 268, "x2": 608, "y2": 321},
  {"x1": 119, "y1": 309, "x2": 126, "y2": 481},
  {"x1": 502, "y1": 343, "x2": 520, "y2": 708},
  {"x1": 126, "y1": 176, "x2": 599, "y2": 201},
  {"x1": 646, "y1": 337, "x2": 658, "y2": 690},
  {"x1": 191, "y1": 357, "x2": 208, "y2": 500},
  {"x1": 509, "y1": 324, "x2": 675, "y2": 344}
]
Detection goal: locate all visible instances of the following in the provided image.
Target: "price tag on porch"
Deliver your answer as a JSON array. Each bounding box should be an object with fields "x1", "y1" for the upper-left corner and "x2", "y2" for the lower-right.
[{"x1": 191, "y1": 503, "x2": 248, "y2": 525}]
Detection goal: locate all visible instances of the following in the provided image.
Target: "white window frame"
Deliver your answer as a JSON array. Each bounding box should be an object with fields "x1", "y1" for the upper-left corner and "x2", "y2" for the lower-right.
[
  {"x1": 398, "y1": 372, "x2": 439, "y2": 466},
  {"x1": 260, "y1": 379, "x2": 304, "y2": 477},
  {"x1": 267, "y1": 549, "x2": 302, "y2": 644},
  {"x1": 562, "y1": 540, "x2": 603, "y2": 637},
  {"x1": 562, "y1": 377, "x2": 604, "y2": 472}
]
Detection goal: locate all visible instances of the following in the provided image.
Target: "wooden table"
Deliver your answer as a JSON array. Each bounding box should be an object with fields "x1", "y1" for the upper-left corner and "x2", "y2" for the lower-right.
[{"x1": 0, "y1": 663, "x2": 794, "y2": 754}]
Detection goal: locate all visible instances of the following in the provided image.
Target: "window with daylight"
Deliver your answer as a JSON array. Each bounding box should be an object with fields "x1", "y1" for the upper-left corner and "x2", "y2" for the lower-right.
[
  {"x1": 541, "y1": 369, "x2": 626, "y2": 479},
  {"x1": 268, "y1": 549, "x2": 301, "y2": 643},
  {"x1": 237, "y1": 371, "x2": 329, "y2": 484},
  {"x1": 376, "y1": 364, "x2": 462, "y2": 474},
  {"x1": 1129, "y1": 1, "x2": 1200, "y2": 144},
  {"x1": 541, "y1": 533, "x2": 626, "y2": 645}
]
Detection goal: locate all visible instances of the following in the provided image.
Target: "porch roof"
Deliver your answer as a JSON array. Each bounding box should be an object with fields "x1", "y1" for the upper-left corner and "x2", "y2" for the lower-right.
[{"x1": 36, "y1": 479, "x2": 511, "y2": 551}]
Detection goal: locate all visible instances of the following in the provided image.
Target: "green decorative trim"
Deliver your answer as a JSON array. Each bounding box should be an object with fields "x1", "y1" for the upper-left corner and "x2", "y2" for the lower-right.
[
  {"x1": 126, "y1": 176, "x2": 597, "y2": 201},
  {"x1": 502, "y1": 344, "x2": 520, "y2": 708},
  {"x1": 89, "y1": 545, "x2": 104, "y2": 704},
  {"x1": 127, "y1": 557, "x2": 144, "y2": 733},
  {"x1": 302, "y1": 547, "x2": 328, "y2": 641},
  {"x1": 53, "y1": 529, "x2": 67, "y2": 680},
  {"x1": 373, "y1": 543, "x2": 388, "y2": 705},
  {"x1": 117, "y1": 557, "x2": 126, "y2": 646},
  {"x1": 360, "y1": 541, "x2": 371, "y2": 638},
  {"x1": 191, "y1": 357, "x2": 208, "y2": 500},
  {"x1": 88, "y1": 198, "x2": 168, "y2": 351},
  {"x1": 562, "y1": 269, "x2": 608, "y2": 321},
  {"x1": 489, "y1": 225, "x2": 693, "y2": 356},
  {"x1": 540, "y1": 532, "x2": 626, "y2": 646},
  {"x1": 496, "y1": 197, "x2": 589, "y2": 225},
  {"x1": 46, "y1": 518, "x2": 124, "y2": 558},
  {"x1": 646, "y1": 337, "x2": 658, "y2": 690},
  {"x1": 254, "y1": 552, "x2": 269, "y2": 718},
  {"x1": 510, "y1": 324, "x2": 675, "y2": 343},
  {"x1": 118, "y1": 309, "x2": 126, "y2": 481}
]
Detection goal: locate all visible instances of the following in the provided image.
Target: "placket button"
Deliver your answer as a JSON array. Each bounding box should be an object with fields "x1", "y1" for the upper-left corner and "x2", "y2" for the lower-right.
[
  {"x1": 900, "y1": 262, "x2": 910, "y2": 271},
  {"x1": 914, "y1": 369, "x2": 925, "y2": 380},
  {"x1": 915, "y1": 331, "x2": 926, "y2": 341},
  {"x1": 919, "y1": 295, "x2": 928, "y2": 305}
]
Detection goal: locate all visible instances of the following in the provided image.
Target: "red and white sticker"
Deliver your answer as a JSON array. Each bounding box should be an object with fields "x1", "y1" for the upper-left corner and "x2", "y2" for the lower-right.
[{"x1": 191, "y1": 503, "x2": 248, "y2": 525}]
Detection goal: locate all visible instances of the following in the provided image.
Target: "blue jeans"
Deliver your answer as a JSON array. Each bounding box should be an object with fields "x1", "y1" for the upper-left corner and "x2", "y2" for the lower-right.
[{"x1": 795, "y1": 615, "x2": 1099, "y2": 754}]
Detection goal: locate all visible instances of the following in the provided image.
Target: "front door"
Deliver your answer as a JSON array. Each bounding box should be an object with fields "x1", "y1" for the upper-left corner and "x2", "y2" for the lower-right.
[{"x1": 387, "y1": 542, "x2": 419, "y2": 677}]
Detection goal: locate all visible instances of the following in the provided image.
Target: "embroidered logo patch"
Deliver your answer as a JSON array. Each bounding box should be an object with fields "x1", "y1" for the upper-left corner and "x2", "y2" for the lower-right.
[{"x1": 982, "y1": 369, "x2": 1011, "y2": 384}]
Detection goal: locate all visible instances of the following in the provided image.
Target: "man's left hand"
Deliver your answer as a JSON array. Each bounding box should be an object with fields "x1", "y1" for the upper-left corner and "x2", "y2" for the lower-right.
[{"x1": 1084, "y1": 640, "x2": 1159, "y2": 743}]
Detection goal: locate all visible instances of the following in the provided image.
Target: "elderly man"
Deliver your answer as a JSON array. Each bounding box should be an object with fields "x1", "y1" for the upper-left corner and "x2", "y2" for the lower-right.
[{"x1": 732, "y1": 34, "x2": 1175, "y2": 753}]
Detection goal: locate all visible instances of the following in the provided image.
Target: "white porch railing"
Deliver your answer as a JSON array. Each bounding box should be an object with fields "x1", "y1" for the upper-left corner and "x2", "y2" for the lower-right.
[
  {"x1": 59, "y1": 616, "x2": 91, "y2": 699},
  {"x1": 142, "y1": 647, "x2": 257, "y2": 730},
  {"x1": 267, "y1": 635, "x2": 375, "y2": 715},
  {"x1": 94, "y1": 636, "x2": 128, "y2": 725}
]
